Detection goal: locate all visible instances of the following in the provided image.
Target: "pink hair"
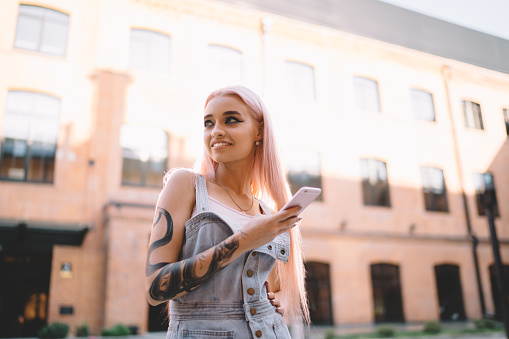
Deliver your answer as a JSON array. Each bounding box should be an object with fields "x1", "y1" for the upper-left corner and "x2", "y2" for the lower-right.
[{"x1": 194, "y1": 85, "x2": 310, "y2": 324}]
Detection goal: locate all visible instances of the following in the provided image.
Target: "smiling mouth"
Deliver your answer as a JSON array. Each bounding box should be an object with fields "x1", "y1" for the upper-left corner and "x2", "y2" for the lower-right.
[{"x1": 212, "y1": 142, "x2": 232, "y2": 148}]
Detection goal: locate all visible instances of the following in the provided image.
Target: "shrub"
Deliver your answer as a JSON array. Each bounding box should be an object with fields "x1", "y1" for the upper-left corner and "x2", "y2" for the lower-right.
[
  {"x1": 324, "y1": 329, "x2": 336, "y2": 339},
  {"x1": 376, "y1": 325, "x2": 395, "y2": 337},
  {"x1": 76, "y1": 323, "x2": 89, "y2": 337},
  {"x1": 474, "y1": 318, "x2": 497, "y2": 330},
  {"x1": 101, "y1": 324, "x2": 131, "y2": 336},
  {"x1": 38, "y1": 322, "x2": 69, "y2": 339},
  {"x1": 423, "y1": 320, "x2": 441, "y2": 334}
]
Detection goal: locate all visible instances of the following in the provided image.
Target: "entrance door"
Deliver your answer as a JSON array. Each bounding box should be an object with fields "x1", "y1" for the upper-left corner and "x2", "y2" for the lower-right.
[
  {"x1": 434, "y1": 264, "x2": 466, "y2": 321},
  {"x1": 0, "y1": 251, "x2": 52, "y2": 338},
  {"x1": 370, "y1": 263, "x2": 405, "y2": 322},
  {"x1": 305, "y1": 262, "x2": 333, "y2": 325},
  {"x1": 489, "y1": 264, "x2": 509, "y2": 321}
]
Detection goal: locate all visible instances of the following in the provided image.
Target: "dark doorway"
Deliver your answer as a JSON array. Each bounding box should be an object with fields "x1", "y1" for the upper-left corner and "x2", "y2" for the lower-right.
[
  {"x1": 434, "y1": 264, "x2": 466, "y2": 321},
  {"x1": 305, "y1": 262, "x2": 333, "y2": 325},
  {"x1": 370, "y1": 263, "x2": 405, "y2": 323},
  {"x1": 0, "y1": 250, "x2": 52, "y2": 338},
  {"x1": 148, "y1": 303, "x2": 169, "y2": 332},
  {"x1": 489, "y1": 264, "x2": 509, "y2": 321}
]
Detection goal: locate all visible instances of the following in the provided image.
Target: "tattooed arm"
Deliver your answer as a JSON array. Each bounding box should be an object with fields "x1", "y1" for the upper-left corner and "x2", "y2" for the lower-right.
[{"x1": 145, "y1": 169, "x2": 301, "y2": 305}]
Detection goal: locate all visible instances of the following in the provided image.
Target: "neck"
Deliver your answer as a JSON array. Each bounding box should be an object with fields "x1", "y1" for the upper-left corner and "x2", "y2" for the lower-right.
[{"x1": 215, "y1": 161, "x2": 254, "y2": 196}]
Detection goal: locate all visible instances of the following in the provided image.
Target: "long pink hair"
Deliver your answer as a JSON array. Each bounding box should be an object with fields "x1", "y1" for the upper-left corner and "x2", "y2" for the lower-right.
[{"x1": 194, "y1": 85, "x2": 310, "y2": 324}]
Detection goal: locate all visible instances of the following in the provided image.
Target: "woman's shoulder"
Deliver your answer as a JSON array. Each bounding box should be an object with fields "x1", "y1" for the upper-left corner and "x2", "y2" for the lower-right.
[{"x1": 160, "y1": 168, "x2": 196, "y2": 201}]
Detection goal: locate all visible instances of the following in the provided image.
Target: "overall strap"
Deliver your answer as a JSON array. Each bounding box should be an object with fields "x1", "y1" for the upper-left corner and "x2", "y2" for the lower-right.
[{"x1": 194, "y1": 174, "x2": 210, "y2": 213}]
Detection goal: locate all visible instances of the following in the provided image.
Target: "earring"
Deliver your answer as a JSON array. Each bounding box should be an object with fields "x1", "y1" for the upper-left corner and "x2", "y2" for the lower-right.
[{"x1": 255, "y1": 141, "x2": 260, "y2": 146}]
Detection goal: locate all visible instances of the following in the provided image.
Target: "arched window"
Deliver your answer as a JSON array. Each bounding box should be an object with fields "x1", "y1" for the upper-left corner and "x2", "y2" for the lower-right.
[
  {"x1": 120, "y1": 124, "x2": 168, "y2": 187},
  {"x1": 370, "y1": 263, "x2": 404, "y2": 322},
  {"x1": 473, "y1": 172, "x2": 500, "y2": 217},
  {"x1": 285, "y1": 61, "x2": 316, "y2": 100},
  {"x1": 353, "y1": 76, "x2": 380, "y2": 112},
  {"x1": 284, "y1": 145, "x2": 322, "y2": 197},
  {"x1": 420, "y1": 167, "x2": 448, "y2": 212},
  {"x1": 206, "y1": 44, "x2": 242, "y2": 90},
  {"x1": 434, "y1": 264, "x2": 466, "y2": 321},
  {"x1": 14, "y1": 5, "x2": 69, "y2": 56},
  {"x1": 411, "y1": 89, "x2": 435, "y2": 121},
  {"x1": 360, "y1": 159, "x2": 390, "y2": 207},
  {"x1": 129, "y1": 29, "x2": 171, "y2": 73},
  {"x1": 0, "y1": 91, "x2": 60, "y2": 183},
  {"x1": 462, "y1": 100, "x2": 484, "y2": 130}
]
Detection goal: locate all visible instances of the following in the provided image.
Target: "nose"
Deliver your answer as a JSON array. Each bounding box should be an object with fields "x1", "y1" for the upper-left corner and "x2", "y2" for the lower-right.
[{"x1": 211, "y1": 125, "x2": 225, "y2": 138}]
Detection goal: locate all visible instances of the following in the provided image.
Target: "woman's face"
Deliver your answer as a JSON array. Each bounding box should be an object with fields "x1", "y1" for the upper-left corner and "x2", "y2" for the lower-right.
[{"x1": 203, "y1": 94, "x2": 261, "y2": 165}]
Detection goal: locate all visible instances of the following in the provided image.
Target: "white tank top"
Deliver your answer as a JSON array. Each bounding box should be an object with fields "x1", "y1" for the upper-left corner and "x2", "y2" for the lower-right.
[{"x1": 191, "y1": 195, "x2": 261, "y2": 225}]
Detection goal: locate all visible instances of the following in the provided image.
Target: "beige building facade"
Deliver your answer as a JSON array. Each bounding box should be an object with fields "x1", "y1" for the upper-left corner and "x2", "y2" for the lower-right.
[{"x1": 0, "y1": 0, "x2": 508, "y2": 336}]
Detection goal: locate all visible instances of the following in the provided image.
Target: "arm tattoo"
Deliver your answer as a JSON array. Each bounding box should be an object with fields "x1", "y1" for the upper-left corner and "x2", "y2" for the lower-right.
[
  {"x1": 146, "y1": 207, "x2": 174, "y2": 276},
  {"x1": 149, "y1": 235, "x2": 240, "y2": 301},
  {"x1": 146, "y1": 206, "x2": 241, "y2": 301}
]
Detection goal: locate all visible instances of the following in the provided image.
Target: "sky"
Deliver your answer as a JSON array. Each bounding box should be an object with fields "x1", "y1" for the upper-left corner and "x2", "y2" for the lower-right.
[{"x1": 378, "y1": 0, "x2": 509, "y2": 40}]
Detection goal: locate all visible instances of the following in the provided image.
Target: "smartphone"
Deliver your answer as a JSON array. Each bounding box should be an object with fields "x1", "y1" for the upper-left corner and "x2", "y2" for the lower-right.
[{"x1": 281, "y1": 186, "x2": 322, "y2": 217}]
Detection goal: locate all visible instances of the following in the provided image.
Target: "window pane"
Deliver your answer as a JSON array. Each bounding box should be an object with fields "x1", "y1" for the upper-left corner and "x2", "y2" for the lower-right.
[
  {"x1": 285, "y1": 61, "x2": 315, "y2": 100},
  {"x1": 411, "y1": 89, "x2": 435, "y2": 121},
  {"x1": 120, "y1": 124, "x2": 168, "y2": 186},
  {"x1": 14, "y1": 12, "x2": 43, "y2": 51},
  {"x1": 421, "y1": 167, "x2": 448, "y2": 212},
  {"x1": 129, "y1": 29, "x2": 171, "y2": 73},
  {"x1": 463, "y1": 101, "x2": 484, "y2": 130},
  {"x1": 207, "y1": 45, "x2": 242, "y2": 90},
  {"x1": 354, "y1": 77, "x2": 380, "y2": 112},
  {"x1": 360, "y1": 159, "x2": 390, "y2": 207},
  {"x1": 284, "y1": 146, "x2": 322, "y2": 196},
  {"x1": 40, "y1": 11, "x2": 69, "y2": 56},
  {"x1": 473, "y1": 172, "x2": 500, "y2": 217}
]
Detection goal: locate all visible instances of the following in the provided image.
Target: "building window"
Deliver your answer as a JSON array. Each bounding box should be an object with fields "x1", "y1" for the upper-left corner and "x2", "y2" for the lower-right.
[
  {"x1": 285, "y1": 61, "x2": 316, "y2": 100},
  {"x1": 206, "y1": 44, "x2": 242, "y2": 90},
  {"x1": 284, "y1": 146, "x2": 322, "y2": 198},
  {"x1": 353, "y1": 76, "x2": 380, "y2": 112},
  {"x1": 462, "y1": 100, "x2": 484, "y2": 130},
  {"x1": 14, "y1": 5, "x2": 69, "y2": 56},
  {"x1": 120, "y1": 124, "x2": 168, "y2": 187},
  {"x1": 411, "y1": 89, "x2": 435, "y2": 121},
  {"x1": 503, "y1": 108, "x2": 509, "y2": 135},
  {"x1": 473, "y1": 173, "x2": 500, "y2": 217},
  {"x1": 305, "y1": 262, "x2": 333, "y2": 325},
  {"x1": 421, "y1": 167, "x2": 448, "y2": 212},
  {"x1": 360, "y1": 159, "x2": 390, "y2": 207},
  {"x1": 129, "y1": 29, "x2": 171, "y2": 73},
  {"x1": 434, "y1": 264, "x2": 466, "y2": 321},
  {"x1": 0, "y1": 91, "x2": 60, "y2": 183},
  {"x1": 370, "y1": 263, "x2": 405, "y2": 323}
]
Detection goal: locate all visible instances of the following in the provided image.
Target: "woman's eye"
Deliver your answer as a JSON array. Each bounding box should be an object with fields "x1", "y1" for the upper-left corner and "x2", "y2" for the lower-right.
[
  {"x1": 225, "y1": 117, "x2": 241, "y2": 124},
  {"x1": 204, "y1": 120, "x2": 213, "y2": 127}
]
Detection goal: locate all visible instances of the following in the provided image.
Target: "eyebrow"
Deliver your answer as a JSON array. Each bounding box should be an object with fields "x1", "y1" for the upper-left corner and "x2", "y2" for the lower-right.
[{"x1": 204, "y1": 111, "x2": 242, "y2": 120}]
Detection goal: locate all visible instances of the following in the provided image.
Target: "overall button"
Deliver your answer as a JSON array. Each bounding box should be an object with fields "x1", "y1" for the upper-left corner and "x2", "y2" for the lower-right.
[
  {"x1": 252, "y1": 252, "x2": 257, "y2": 257},
  {"x1": 247, "y1": 269, "x2": 253, "y2": 277},
  {"x1": 281, "y1": 249, "x2": 286, "y2": 255},
  {"x1": 247, "y1": 288, "x2": 255, "y2": 295},
  {"x1": 255, "y1": 329, "x2": 262, "y2": 337},
  {"x1": 267, "y1": 244, "x2": 272, "y2": 250},
  {"x1": 250, "y1": 307, "x2": 256, "y2": 315}
]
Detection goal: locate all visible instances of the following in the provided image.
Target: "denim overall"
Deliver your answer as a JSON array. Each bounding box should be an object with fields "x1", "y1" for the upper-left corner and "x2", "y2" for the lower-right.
[{"x1": 167, "y1": 175, "x2": 291, "y2": 339}]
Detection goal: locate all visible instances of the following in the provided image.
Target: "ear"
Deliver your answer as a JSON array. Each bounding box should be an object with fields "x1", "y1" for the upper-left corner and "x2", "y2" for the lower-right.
[{"x1": 256, "y1": 122, "x2": 264, "y2": 140}]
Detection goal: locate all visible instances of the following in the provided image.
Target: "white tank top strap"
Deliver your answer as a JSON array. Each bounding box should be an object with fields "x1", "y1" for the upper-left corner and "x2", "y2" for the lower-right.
[{"x1": 194, "y1": 174, "x2": 210, "y2": 213}]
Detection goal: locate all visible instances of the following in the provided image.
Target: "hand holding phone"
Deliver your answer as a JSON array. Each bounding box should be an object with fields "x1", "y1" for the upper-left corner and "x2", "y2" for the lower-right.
[{"x1": 281, "y1": 187, "x2": 321, "y2": 217}]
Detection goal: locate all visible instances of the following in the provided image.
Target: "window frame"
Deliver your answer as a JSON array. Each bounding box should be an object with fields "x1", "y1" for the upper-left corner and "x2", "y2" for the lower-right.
[
  {"x1": 14, "y1": 4, "x2": 69, "y2": 56},
  {"x1": 462, "y1": 100, "x2": 484, "y2": 130},
  {"x1": 360, "y1": 158, "x2": 391, "y2": 207},
  {"x1": 410, "y1": 88, "x2": 436, "y2": 121},
  {"x1": 503, "y1": 108, "x2": 509, "y2": 136},
  {"x1": 0, "y1": 90, "x2": 61, "y2": 184},
  {"x1": 285, "y1": 60, "x2": 317, "y2": 101},
  {"x1": 420, "y1": 166, "x2": 449, "y2": 212},
  {"x1": 473, "y1": 172, "x2": 500, "y2": 217},
  {"x1": 128, "y1": 28, "x2": 172, "y2": 73},
  {"x1": 353, "y1": 76, "x2": 381, "y2": 112}
]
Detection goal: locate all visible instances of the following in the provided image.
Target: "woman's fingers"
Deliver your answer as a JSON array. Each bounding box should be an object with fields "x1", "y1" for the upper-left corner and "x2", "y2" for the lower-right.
[{"x1": 276, "y1": 306, "x2": 285, "y2": 316}]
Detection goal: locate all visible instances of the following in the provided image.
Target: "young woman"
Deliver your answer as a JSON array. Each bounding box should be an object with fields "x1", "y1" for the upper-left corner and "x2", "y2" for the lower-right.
[{"x1": 145, "y1": 85, "x2": 309, "y2": 338}]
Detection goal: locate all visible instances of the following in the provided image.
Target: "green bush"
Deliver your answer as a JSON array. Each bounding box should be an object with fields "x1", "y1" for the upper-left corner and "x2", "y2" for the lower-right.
[
  {"x1": 38, "y1": 322, "x2": 69, "y2": 339},
  {"x1": 324, "y1": 329, "x2": 337, "y2": 339},
  {"x1": 101, "y1": 324, "x2": 131, "y2": 336},
  {"x1": 76, "y1": 323, "x2": 89, "y2": 337},
  {"x1": 376, "y1": 325, "x2": 395, "y2": 337},
  {"x1": 422, "y1": 320, "x2": 441, "y2": 334},
  {"x1": 474, "y1": 318, "x2": 497, "y2": 330}
]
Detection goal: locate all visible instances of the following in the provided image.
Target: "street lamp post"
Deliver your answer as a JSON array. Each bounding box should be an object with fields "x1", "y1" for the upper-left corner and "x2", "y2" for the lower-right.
[{"x1": 483, "y1": 173, "x2": 509, "y2": 337}]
